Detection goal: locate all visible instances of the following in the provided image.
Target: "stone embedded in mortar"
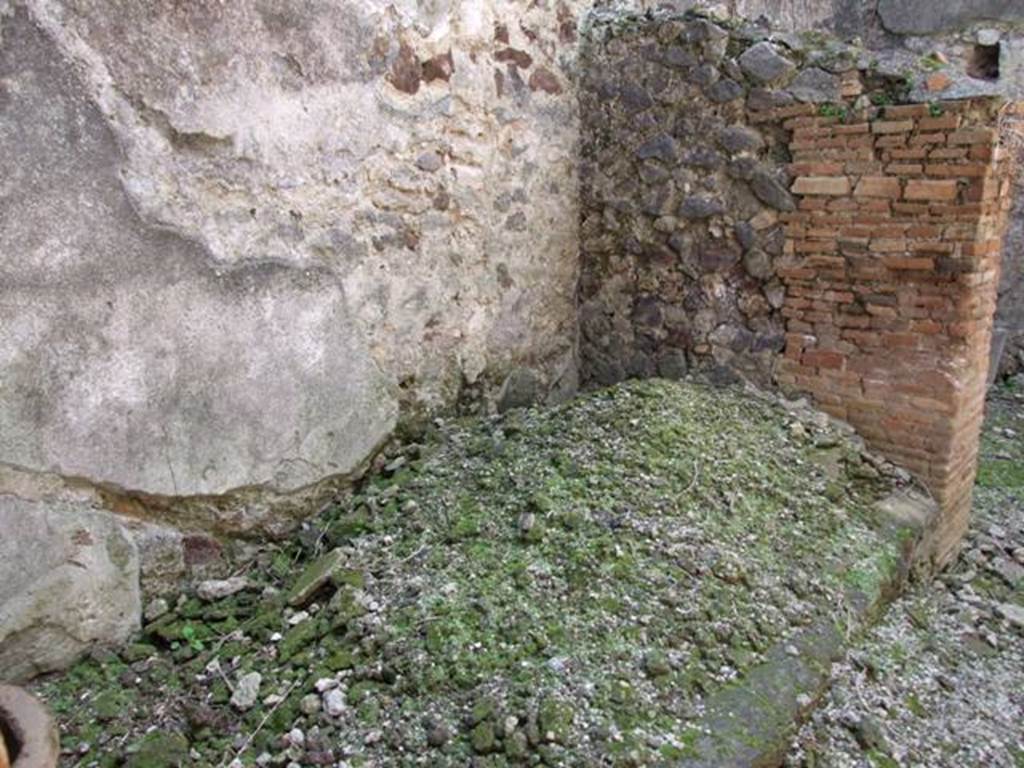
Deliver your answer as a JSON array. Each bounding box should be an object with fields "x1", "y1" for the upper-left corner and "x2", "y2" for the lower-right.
[
  {"x1": 683, "y1": 147, "x2": 725, "y2": 170},
  {"x1": 680, "y1": 196, "x2": 727, "y2": 220},
  {"x1": 739, "y1": 41, "x2": 796, "y2": 84},
  {"x1": 750, "y1": 169, "x2": 797, "y2": 212},
  {"x1": 748, "y1": 87, "x2": 795, "y2": 111},
  {"x1": 787, "y1": 67, "x2": 841, "y2": 103},
  {"x1": 690, "y1": 63, "x2": 720, "y2": 89},
  {"x1": 744, "y1": 249, "x2": 774, "y2": 280},
  {"x1": 706, "y1": 78, "x2": 745, "y2": 103},
  {"x1": 719, "y1": 126, "x2": 765, "y2": 154},
  {"x1": 415, "y1": 151, "x2": 444, "y2": 172},
  {"x1": 636, "y1": 133, "x2": 678, "y2": 163}
]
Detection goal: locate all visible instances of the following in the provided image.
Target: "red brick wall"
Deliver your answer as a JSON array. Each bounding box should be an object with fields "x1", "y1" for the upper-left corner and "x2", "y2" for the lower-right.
[{"x1": 771, "y1": 99, "x2": 1019, "y2": 567}]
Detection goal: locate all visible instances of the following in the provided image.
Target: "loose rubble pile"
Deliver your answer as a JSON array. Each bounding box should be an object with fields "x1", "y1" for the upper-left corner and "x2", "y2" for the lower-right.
[
  {"x1": 34, "y1": 379, "x2": 913, "y2": 767},
  {"x1": 787, "y1": 376, "x2": 1024, "y2": 768}
]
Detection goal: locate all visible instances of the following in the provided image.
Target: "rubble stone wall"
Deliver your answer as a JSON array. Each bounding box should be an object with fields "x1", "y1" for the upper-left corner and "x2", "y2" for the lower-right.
[{"x1": 578, "y1": 10, "x2": 1020, "y2": 567}]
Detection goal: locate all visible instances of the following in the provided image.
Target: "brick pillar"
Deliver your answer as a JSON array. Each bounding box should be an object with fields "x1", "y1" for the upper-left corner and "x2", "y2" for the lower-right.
[{"x1": 776, "y1": 99, "x2": 1019, "y2": 568}]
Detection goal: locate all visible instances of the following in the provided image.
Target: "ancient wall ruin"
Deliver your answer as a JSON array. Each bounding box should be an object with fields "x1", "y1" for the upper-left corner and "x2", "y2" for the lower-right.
[
  {"x1": 578, "y1": 11, "x2": 1022, "y2": 568},
  {"x1": 1, "y1": 0, "x2": 1023, "y2": 677}
]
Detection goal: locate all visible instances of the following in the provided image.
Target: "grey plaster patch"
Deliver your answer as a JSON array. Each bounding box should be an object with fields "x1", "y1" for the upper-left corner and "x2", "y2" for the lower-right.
[
  {"x1": 878, "y1": 0, "x2": 1024, "y2": 35},
  {"x1": 0, "y1": 9, "x2": 398, "y2": 499}
]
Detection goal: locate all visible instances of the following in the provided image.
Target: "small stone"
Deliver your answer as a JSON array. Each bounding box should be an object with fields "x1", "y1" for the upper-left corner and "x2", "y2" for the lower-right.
[
  {"x1": 196, "y1": 576, "x2": 248, "y2": 601},
  {"x1": 719, "y1": 126, "x2": 764, "y2": 154},
  {"x1": 287, "y1": 548, "x2": 347, "y2": 606},
  {"x1": 750, "y1": 169, "x2": 796, "y2": 211},
  {"x1": 996, "y1": 602, "x2": 1024, "y2": 630},
  {"x1": 644, "y1": 649, "x2": 672, "y2": 678},
  {"x1": 300, "y1": 693, "x2": 322, "y2": 715},
  {"x1": 144, "y1": 597, "x2": 169, "y2": 621},
  {"x1": 743, "y1": 248, "x2": 773, "y2": 280},
  {"x1": 679, "y1": 196, "x2": 726, "y2": 220},
  {"x1": 287, "y1": 610, "x2": 310, "y2": 626},
  {"x1": 287, "y1": 728, "x2": 305, "y2": 748},
  {"x1": 314, "y1": 677, "x2": 338, "y2": 692},
  {"x1": 739, "y1": 42, "x2": 796, "y2": 84},
  {"x1": 706, "y1": 78, "x2": 744, "y2": 103},
  {"x1": 415, "y1": 151, "x2": 444, "y2": 173},
  {"x1": 323, "y1": 688, "x2": 346, "y2": 717},
  {"x1": 230, "y1": 672, "x2": 262, "y2": 712},
  {"x1": 427, "y1": 722, "x2": 450, "y2": 748}
]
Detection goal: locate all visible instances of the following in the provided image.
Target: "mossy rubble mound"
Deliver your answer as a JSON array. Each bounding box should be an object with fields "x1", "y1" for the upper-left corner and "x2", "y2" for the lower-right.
[{"x1": 36, "y1": 379, "x2": 927, "y2": 767}]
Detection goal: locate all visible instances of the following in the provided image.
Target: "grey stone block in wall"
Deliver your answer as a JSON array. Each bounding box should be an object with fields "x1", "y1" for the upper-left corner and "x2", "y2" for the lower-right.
[
  {"x1": 787, "y1": 68, "x2": 841, "y2": 103},
  {"x1": 739, "y1": 42, "x2": 796, "y2": 84}
]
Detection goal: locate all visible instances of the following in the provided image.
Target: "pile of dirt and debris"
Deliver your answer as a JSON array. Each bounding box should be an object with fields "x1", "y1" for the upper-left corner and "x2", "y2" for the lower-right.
[{"x1": 35, "y1": 379, "x2": 923, "y2": 767}]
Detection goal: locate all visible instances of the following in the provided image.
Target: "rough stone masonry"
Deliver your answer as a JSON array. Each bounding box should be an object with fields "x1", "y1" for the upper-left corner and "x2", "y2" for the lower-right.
[
  {"x1": 577, "y1": 7, "x2": 1023, "y2": 571},
  {"x1": 1, "y1": 0, "x2": 1023, "y2": 678}
]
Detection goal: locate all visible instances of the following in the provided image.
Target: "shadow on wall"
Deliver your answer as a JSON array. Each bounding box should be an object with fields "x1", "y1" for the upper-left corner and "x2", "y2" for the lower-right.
[{"x1": 994, "y1": 118, "x2": 1024, "y2": 380}]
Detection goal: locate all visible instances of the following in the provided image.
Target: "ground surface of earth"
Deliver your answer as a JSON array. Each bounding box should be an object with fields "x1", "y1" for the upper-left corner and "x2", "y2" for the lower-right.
[{"x1": 34, "y1": 379, "x2": 914, "y2": 767}]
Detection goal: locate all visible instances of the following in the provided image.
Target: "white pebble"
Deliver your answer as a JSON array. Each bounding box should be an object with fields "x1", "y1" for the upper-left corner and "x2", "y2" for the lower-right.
[{"x1": 324, "y1": 688, "x2": 346, "y2": 717}]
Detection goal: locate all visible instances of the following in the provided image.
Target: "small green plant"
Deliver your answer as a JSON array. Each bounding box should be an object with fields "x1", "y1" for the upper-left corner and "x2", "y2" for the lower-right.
[
  {"x1": 928, "y1": 102, "x2": 944, "y2": 118},
  {"x1": 918, "y1": 53, "x2": 945, "y2": 72},
  {"x1": 818, "y1": 103, "x2": 848, "y2": 120},
  {"x1": 180, "y1": 623, "x2": 205, "y2": 652}
]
